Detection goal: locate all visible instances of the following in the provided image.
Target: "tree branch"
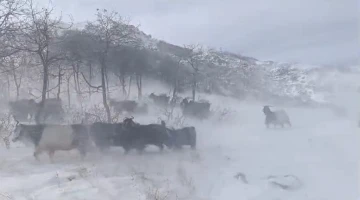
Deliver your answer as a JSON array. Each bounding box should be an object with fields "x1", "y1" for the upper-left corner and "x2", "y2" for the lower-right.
[{"x1": 81, "y1": 72, "x2": 101, "y2": 90}]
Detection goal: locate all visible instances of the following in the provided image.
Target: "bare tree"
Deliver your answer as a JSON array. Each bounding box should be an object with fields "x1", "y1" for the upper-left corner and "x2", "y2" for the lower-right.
[
  {"x1": 83, "y1": 9, "x2": 140, "y2": 122},
  {"x1": 13, "y1": 0, "x2": 72, "y2": 123},
  {"x1": 0, "y1": 53, "x2": 29, "y2": 100},
  {"x1": 183, "y1": 44, "x2": 204, "y2": 101},
  {"x1": 0, "y1": 0, "x2": 27, "y2": 58}
]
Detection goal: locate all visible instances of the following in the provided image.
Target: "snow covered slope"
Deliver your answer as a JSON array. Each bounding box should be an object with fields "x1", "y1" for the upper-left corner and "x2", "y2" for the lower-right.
[
  {"x1": 1, "y1": 96, "x2": 358, "y2": 200},
  {"x1": 71, "y1": 22, "x2": 359, "y2": 106}
]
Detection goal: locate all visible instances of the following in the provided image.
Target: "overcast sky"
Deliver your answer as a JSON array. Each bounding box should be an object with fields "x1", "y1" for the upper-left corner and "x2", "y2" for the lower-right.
[{"x1": 38, "y1": 0, "x2": 358, "y2": 66}]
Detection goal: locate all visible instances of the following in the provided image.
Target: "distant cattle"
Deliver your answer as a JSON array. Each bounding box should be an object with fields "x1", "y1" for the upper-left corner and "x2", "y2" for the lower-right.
[
  {"x1": 109, "y1": 99, "x2": 148, "y2": 115},
  {"x1": 180, "y1": 99, "x2": 211, "y2": 119},
  {"x1": 149, "y1": 93, "x2": 170, "y2": 107},
  {"x1": 36, "y1": 98, "x2": 65, "y2": 122},
  {"x1": 328, "y1": 104, "x2": 347, "y2": 117},
  {"x1": 9, "y1": 98, "x2": 64, "y2": 123},
  {"x1": 9, "y1": 99, "x2": 37, "y2": 122},
  {"x1": 12, "y1": 122, "x2": 91, "y2": 162},
  {"x1": 114, "y1": 117, "x2": 172, "y2": 154},
  {"x1": 168, "y1": 95, "x2": 183, "y2": 107},
  {"x1": 262, "y1": 106, "x2": 291, "y2": 128},
  {"x1": 167, "y1": 126, "x2": 196, "y2": 149}
]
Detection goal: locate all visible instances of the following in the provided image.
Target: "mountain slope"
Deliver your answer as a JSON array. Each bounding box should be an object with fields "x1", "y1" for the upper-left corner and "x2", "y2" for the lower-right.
[{"x1": 73, "y1": 22, "x2": 359, "y2": 107}]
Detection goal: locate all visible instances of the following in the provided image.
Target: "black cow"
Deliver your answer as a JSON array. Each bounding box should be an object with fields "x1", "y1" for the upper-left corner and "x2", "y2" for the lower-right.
[
  {"x1": 89, "y1": 122, "x2": 122, "y2": 151},
  {"x1": 36, "y1": 98, "x2": 65, "y2": 122},
  {"x1": 114, "y1": 117, "x2": 173, "y2": 154},
  {"x1": 9, "y1": 98, "x2": 65, "y2": 123},
  {"x1": 109, "y1": 99, "x2": 148, "y2": 114},
  {"x1": 8, "y1": 99, "x2": 37, "y2": 122},
  {"x1": 180, "y1": 99, "x2": 211, "y2": 119},
  {"x1": 149, "y1": 93, "x2": 170, "y2": 107},
  {"x1": 262, "y1": 106, "x2": 291, "y2": 128},
  {"x1": 12, "y1": 122, "x2": 91, "y2": 162},
  {"x1": 167, "y1": 126, "x2": 196, "y2": 149}
]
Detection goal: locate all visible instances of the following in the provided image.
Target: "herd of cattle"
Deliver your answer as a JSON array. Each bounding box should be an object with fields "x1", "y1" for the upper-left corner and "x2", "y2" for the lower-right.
[
  {"x1": 10, "y1": 92, "x2": 358, "y2": 162},
  {"x1": 8, "y1": 103, "x2": 292, "y2": 163},
  {"x1": 12, "y1": 117, "x2": 197, "y2": 162},
  {"x1": 6, "y1": 93, "x2": 207, "y2": 162},
  {"x1": 8, "y1": 93, "x2": 212, "y2": 123}
]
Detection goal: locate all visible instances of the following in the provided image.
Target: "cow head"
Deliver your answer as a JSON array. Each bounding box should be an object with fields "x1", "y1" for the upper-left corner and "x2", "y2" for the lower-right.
[
  {"x1": 161, "y1": 120, "x2": 166, "y2": 127},
  {"x1": 149, "y1": 93, "x2": 155, "y2": 99},
  {"x1": 263, "y1": 105, "x2": 272, "y2": 115},
  {"x1": 180, "y1": 98, "x2": 189, "y2": 109},
  {"x1": 123, "y1": 116, "x2": 137, "y2": 128}
]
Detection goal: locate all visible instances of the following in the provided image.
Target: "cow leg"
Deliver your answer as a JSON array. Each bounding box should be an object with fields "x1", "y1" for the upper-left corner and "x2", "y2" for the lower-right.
[
  {"x1": 33, "y1": 147, "x2": 42, "y2": 161},
  {"x1": 77, "y1": 145, "x2": 87, "y2": 160},
  {"x1": 136, "y1": 145, "x2": 145, "y2": 154},
  {"x1": 157, "y1": 143, "x2": 164, "y2": 152},
  {"x1": 135, "y1": 143, "x2": 145, "y2": 155},
  {"x1": 190, "y1": 135, "x2": 196, "y2": 150},
  {"x1": 287, "y1": 121, "x2": 292, "y2": 127},
  {"x1": 48, "y1": 150, "x2": 55, "y2": 163},
  {"x1": 124, "y1": 149, "x2": 130, "y2": 155},
  {"x1": 190, "y1": 141, "x2": 196, "y2": 149},
  {"x1": 120, "y1": 143, "x2": 131, "y2": 154}
]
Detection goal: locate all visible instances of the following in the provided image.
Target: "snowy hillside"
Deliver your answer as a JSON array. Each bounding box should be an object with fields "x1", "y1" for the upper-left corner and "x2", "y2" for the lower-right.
[
  {"x1": 0, "y1": 94, "x2": 358, "y2": 200},
  {"x1": 71, "y1": 21, "x2": 359, "y2": 107}
]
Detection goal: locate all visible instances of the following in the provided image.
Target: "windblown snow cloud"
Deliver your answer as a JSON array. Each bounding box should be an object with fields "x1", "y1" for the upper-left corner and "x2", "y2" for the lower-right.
[{"x1": 37, "y1": 0, "x2": 358, "y2": 66}]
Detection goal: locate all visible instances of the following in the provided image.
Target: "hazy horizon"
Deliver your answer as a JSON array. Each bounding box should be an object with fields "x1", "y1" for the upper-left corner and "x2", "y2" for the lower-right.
[{"x1": 37, "y1": 0, "x2": 358, "y2": 66}]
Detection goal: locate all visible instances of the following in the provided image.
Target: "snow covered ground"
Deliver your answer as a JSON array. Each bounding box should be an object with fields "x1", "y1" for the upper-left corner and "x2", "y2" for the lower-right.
[{"x1": 0, "y1": 97, "x2": 358, "y2": 200}]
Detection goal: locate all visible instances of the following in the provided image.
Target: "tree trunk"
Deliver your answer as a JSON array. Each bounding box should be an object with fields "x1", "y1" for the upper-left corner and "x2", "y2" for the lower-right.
[
  {"x1": 46, "y1": 79, "x2": 50, "y2": 98},
  {"x1": 6, "y1": 75, "x2": 10, "y2": 100},
  {"x1": 12, "y1": 69, "x2": 21, "y2": 101},
  {"x1": 120, "y1": 74, "x2": 127, "y2": 97},
  {"x1": 136, "y1": 74, "x2": 142, "y2": 101},
  {"x1": 100, "y1": 60, "x2": 111, "y2": 122},
  {"x1": 88, "y1": 63, "x2": 92, "y2": 98},
  {"x1": 171, "y1": 62, "x2": 181, "y2": 104},
  {"x1": 57, "y1": 65, "x2": 62, "y2": 99},
  {"x1": 127, "y1": 75, "x2": 132, "y2": 100},
  {"x1": 15, "y1": 84, "x2": 20, "y2": 100},
  {"x1": 172, "y1": 79, "x2": 177, "y2": 102},
  {"x1": 35, "y1": 64, "x2": 49, "y2": 124},
  {"x1": 72, "y1": 64, "x2": 79, "y2": 95},
  {"x1": 192, "y1": 73, "x2": 196, "y2": 101},
  {"x1": 76, "y1": 62, "x2": 80, "y2": 93},
  {"x1": 106, "y1": 71, "x2": 110, "y2": 99},
  {"x1": 67, "y1": 75, "x2": 71, "y2": 107}
]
